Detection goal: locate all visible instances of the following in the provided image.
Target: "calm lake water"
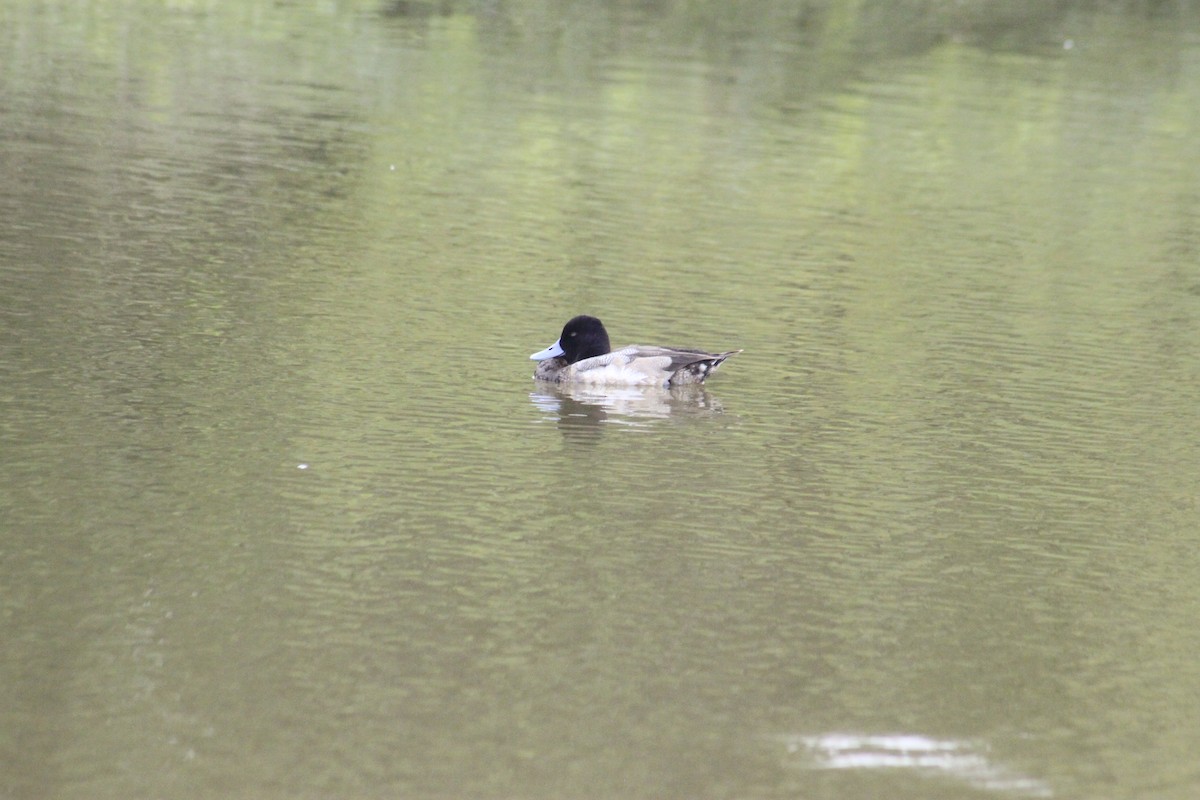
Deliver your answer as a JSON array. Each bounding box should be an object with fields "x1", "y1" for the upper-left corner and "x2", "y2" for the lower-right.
[{"x1": 3, "y1": 1, "x2": 1199, "y2": 798}]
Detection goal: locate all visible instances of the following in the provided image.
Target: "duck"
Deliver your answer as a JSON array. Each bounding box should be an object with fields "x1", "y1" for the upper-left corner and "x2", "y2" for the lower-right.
[{"x1": 530, "y1": 315, "x2": 740, "y2": 387}]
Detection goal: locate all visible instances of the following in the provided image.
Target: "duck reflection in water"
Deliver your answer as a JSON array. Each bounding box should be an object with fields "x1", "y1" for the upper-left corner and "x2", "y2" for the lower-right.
[{"x1": 529, "y1": 381, "x2": 730, "y2": 440}]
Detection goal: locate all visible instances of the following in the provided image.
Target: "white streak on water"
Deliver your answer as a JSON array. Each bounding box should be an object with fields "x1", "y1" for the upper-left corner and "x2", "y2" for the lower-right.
[{"x1": 776, "y1": 733, "x2": 1053, "y2": 797}]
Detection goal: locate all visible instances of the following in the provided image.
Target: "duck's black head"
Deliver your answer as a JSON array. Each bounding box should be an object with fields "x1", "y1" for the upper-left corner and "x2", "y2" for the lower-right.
[
  {"x1": 530, "y1": 315, "x2": 612, "y2": 364},
  {"x1": 558, "y1": 315, "x2": 611, "y2": 363}
]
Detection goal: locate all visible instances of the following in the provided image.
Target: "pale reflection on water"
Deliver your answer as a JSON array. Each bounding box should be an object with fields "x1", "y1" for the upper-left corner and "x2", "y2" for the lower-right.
[
  {"x1": 530, "y1": 383, "x2": 731, "y2": 428},
  {"x1": 781, "y1": 733, "x2": 1053, "y2": 798}
]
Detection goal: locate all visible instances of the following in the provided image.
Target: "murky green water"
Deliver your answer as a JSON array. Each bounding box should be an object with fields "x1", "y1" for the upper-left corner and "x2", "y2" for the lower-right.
[{"x1": 3, "y1": 1, "x2": 1199, "y2": 798}]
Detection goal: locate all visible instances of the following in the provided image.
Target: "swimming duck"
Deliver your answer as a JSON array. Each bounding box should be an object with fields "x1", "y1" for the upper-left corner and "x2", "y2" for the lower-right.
[{"x1": 530, "y1": 315, "x2": 740, "y2": 387}]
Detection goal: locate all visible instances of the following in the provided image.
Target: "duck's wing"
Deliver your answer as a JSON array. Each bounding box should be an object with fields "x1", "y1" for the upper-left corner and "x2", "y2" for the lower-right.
[
  {"x1": 559, "y1": 346, "x2": 741, "y2": 386},
  {"x1": 564, "y1": 348, "x2": 670, "y2": 386},
  {"x1": 617, "y1": 345, "x2": 742, "y2": 386}
]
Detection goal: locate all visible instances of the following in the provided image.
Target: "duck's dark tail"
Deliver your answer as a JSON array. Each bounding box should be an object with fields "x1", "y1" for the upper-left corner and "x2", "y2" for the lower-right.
[{"x1": 668, "y1": 349, "x2": 742, "y2": 386}]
